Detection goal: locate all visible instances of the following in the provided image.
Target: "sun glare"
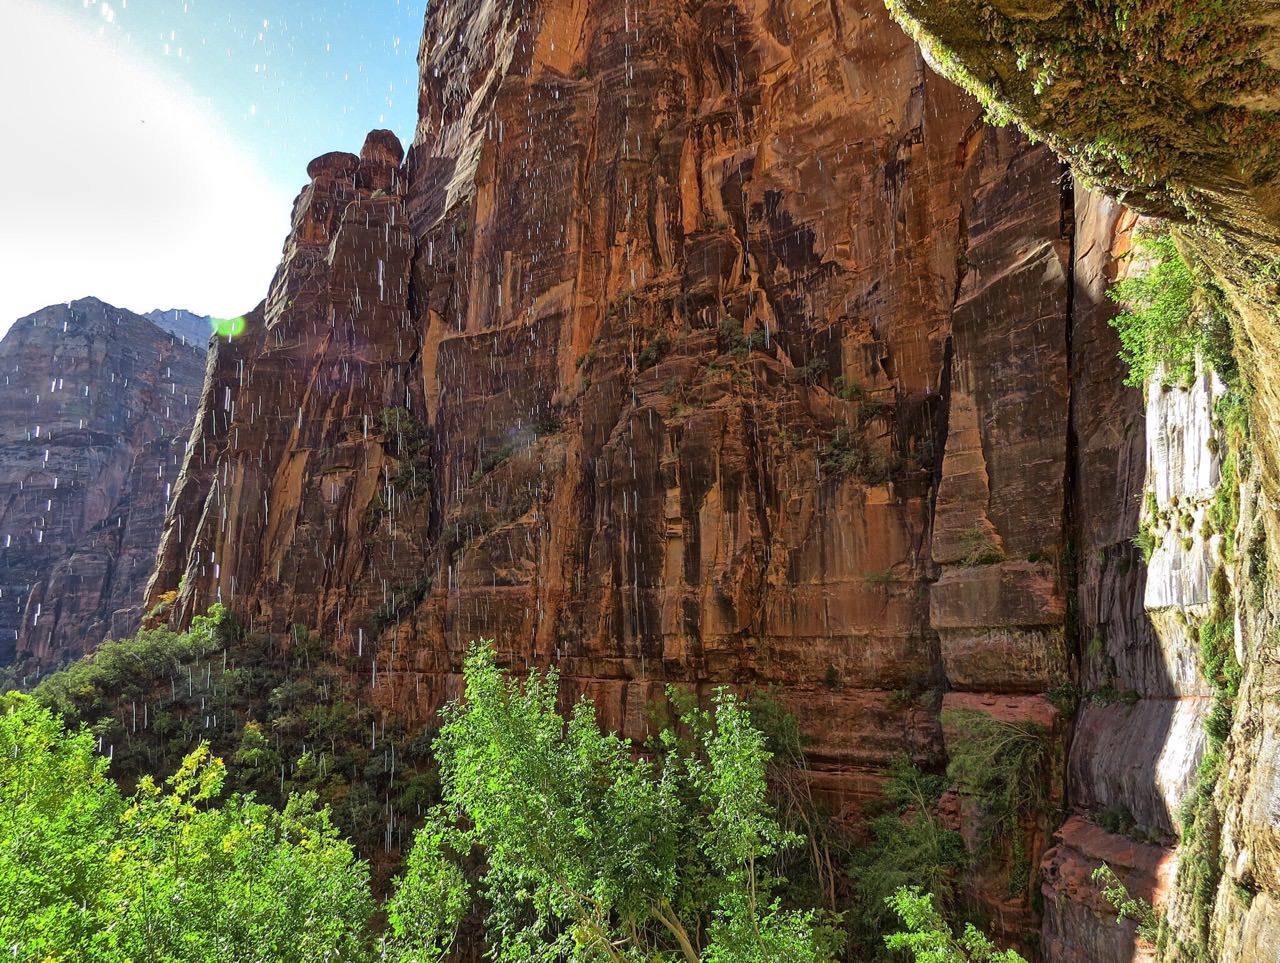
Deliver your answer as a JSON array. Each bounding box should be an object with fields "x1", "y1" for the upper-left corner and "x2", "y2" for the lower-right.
[{"x1": 0, "y1": 0, "x2": 293, "y2": 332}]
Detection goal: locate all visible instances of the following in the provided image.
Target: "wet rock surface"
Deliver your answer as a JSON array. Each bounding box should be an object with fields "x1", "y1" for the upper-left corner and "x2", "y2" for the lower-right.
[{"x1": 0, "y1": 298, "x2": 205, "y2": 672}]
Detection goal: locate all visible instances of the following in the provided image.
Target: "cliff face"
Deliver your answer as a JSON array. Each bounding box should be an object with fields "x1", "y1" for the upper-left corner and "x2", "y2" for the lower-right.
[
  {"x1": 882, "y1": 0, "x2": 1280, "y2": 524},
  {"x1": 830, "y1": 3, "x2": 1280, "y2": 959},
  {"x1": 148, "y1": 0, "x2": 1095, "y2": 947},
  {"x1": 147, "y1": 0, "x2": 1184, "y2": 956},
  {"x1": 0, "y1": 298, "x2": 206, "y2": 673}
]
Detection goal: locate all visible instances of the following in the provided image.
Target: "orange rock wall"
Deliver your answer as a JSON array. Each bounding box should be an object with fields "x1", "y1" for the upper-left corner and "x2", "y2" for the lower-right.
[{"x1": 148, "y1": 0, "x2": 1160, "y2": 956}]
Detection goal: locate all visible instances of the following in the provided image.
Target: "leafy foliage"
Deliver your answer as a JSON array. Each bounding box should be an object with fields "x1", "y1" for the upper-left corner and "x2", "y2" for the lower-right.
[
  {"x1": 958, "y1": 528, "x2": 1005, "y2": 567},
  {"x1": 0, "y1": 694, "x2": 373, "y2": 962},
  {"x1": 821, "y1": 426, "x2": 897, "y2": 485},
  {"x1": 847, "y1": 757, "x2": 968, "y2": 961},
  {"x1": 29, "y1": 608, "x2": 439, "y2": 860},
  {"x1": 638, "y1": 333, "x2": 672, "y2": 370},
  {"x1": 380, "y1": 406, "x2": 434, "y2": 498},
  {"x1": 384, "y1": 641, "x2": 844, "y2": 962},
  {"x1": 941, "y1": 710, "x2": 1049, "y2": 892},
  {"x1": 1108, "y1": 230, "x2": 1232, "y2": 389},
  {"x1": 1092, "y1": 864, "x2": 1161, "y2": 944},
  {"x1": 883, "y1": 887, "x2": 1027, "y2": 963}
]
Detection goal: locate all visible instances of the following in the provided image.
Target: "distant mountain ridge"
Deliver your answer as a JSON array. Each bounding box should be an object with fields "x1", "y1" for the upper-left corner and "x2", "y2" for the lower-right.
[
  {"x1": 143, "y1": 308, "x2": 211, "y2": 347},
  {"x1": 0, "y1": 297, "x2": 206, "y2": 672}
]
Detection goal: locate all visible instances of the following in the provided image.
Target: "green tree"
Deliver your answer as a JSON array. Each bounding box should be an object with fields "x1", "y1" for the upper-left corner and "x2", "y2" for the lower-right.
[
  {"x1": 1108, "y1": 228, "x2": 1233, "y2": 389},
  {"x1": 110, "y1": 745, "x2": 375, "y2": 962},
  {"x1": 0, "y1": 692, "x2": 125, "y2": 961},
  {"x1": 0, "y1": 693, "x2": 374, "y2": 962},
  {"x1": 884, "y1": 887, "x2": 1028, "y2": 963},
  {"x1": 384, "y1": 641, "x2": 843, "y2": 962}
]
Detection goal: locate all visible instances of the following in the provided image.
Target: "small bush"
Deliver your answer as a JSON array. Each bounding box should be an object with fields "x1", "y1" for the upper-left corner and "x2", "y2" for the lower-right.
[
  {"x1": 1092, "y1": 864, "x2": 1161, "y2": 944},
  {"x1": 1109, "y1": 228, "x2": 1233, "y2": 389},
  {"x1": 379, "y1": 407, "x2": 433, "y2": 497},
  {"x1": 959, "y1": 528, "x2": 1005, "y2": 567},
  {"x1": 718, "y1": 317, "x2": 768, "y2": 358},
  {"x1": 637, "y1": 334, "x2": 671, "y2": 370},
  {"x1": 942, "y1": 710, "x2": 1049, "y2": 869},
  {"x1": 368, "y1": 575, "x2": 434, "y2": 637},
  {"x1": 847, "y1": 757, "x2": 968, "y2": 960},
  {"x1": 821, "y1": 427, "x2": 896, "y2": 484},
  {"x1": 884, "y1": 886, "x2": 1028, "y2": 962}
]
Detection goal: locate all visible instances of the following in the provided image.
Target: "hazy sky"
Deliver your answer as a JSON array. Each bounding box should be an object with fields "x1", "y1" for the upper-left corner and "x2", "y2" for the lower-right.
[{"x1": 0, "y1": 0, "x2": 424, "y2": 334}]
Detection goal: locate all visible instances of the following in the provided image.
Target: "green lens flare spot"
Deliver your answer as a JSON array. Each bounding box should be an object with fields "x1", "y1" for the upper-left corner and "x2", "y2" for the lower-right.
[{"x1": 211, "y1": 316, "x2": 247, "y2": 339}]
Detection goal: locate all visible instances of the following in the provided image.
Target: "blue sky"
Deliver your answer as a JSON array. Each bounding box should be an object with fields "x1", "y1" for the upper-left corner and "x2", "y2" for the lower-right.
[{"x1": 0, "y1": 0, "x2": 425, "y2": 332}]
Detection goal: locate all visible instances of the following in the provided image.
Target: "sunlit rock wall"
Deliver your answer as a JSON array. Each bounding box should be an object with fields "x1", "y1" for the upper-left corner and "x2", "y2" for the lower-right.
[
  {"x1": 0, "y1": 298, "x2": 205, "y2": 672},
  {"x1": 146, "y1": 0, "x2": 1177, "y2": 953},
  {"x1": 147, "y1": 133, "x2": 422, "y2": 642}
]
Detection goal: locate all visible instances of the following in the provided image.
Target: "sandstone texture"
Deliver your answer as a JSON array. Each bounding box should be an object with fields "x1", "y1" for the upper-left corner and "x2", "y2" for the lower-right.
[
  {"x1": 883, "y1": 1, "x2": 1280, "y2": 526},
  {"x1": 144, "y1": 0, "x2": 1224, "y2": 958},
  {"x1": 0, "y1": 298, "x2": 205, "y2": 672}
]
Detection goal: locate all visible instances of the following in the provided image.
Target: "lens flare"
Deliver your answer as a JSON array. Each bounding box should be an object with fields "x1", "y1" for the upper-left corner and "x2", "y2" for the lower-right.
[{"x1": 211, "y1": 315, "x2": 247, "y2": 339}]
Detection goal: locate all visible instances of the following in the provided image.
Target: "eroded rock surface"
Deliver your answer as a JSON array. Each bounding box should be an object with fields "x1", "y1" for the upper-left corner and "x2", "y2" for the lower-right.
[
  {"x1": 0, "y1": 298, "x2": 205, "y2": 672},
  {"x1": 146, "y1": 0, "x2": 1185, "y2": 956}
]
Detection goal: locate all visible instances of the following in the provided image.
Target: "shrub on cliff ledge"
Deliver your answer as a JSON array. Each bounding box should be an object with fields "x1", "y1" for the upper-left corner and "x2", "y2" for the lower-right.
[
  {"x1": 383, "y1": 641, "x2": 844, "y2": 962},
  {"x1": 940, "y1": 709, "x2": 1049, "y2": 892},
  {"x1": 1109, "y1": 229, "x2": 1232, "y2": 389},
  {"x1": 848, "y1": 756, "x2": 968, "y2": 960}
]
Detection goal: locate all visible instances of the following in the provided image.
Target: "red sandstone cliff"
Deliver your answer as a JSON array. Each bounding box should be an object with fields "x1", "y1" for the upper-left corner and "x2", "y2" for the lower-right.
[
  {"x1": 144, "y1": 0, "x2": 1179, "y2": 957},
  {"x1": 0, "y1": 298, "x2": 205, "y2": 673}
]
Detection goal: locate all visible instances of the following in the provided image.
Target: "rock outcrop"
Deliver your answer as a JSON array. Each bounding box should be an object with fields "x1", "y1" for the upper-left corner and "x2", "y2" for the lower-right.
[
  {"x1": 0, "y1": 298, "x2": 206, "y2": 673},
  {"x1": 881, "y1": 1, "x2": 1280, "y2": 520}
]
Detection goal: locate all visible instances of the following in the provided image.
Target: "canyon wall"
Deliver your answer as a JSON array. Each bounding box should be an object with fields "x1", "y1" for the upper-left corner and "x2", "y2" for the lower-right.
[
  {"x1": 141, "y1": 0, "x2": 1221, "y2": 957},
  {"x1": 0, "y1": 298, "x2": 205, "y2": 673}
]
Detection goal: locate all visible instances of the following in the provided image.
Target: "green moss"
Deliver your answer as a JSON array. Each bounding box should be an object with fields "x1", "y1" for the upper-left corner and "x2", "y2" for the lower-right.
[
  {"x1": 885, "y1": 0, "x2": 1280, "y2": 222},
  {"x1": 1047, "y1": 683, "x2": 1079, "y2": 717},
  {"x1": 1088, "y1": 686, "x2": 1141, "y2": 708},
  {"x1": 1162, "y1": 396, "x2": 1247, "y2": 961}
]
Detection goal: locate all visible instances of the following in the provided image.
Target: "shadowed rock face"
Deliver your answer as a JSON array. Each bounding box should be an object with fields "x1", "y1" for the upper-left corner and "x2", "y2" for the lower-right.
[
  {"x1": 147, "y1": 0, "x2": 1174, "y2": 954},
  {"x1": 882, "y1": 0, "x2": 1280, "y2": 522},
  {"x1": 0, "y1": 298, "x2": 205, "y2": 672},
  {"x1": 864, "y1": 4, "x2": 1280, "y2": 960}
]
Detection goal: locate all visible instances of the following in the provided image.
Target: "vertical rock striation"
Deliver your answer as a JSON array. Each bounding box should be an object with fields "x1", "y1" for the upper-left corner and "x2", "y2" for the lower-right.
[
  {"x1": 146, "y1": 0, "x2": 1195, "y2": 956},
  {"x1": 0, "y1": 298, "x2": 205, "y2": 671}
]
